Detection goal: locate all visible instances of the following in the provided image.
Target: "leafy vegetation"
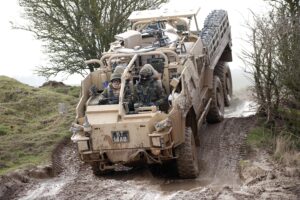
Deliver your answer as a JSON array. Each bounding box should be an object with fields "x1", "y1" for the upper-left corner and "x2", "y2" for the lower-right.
[
  {"x1": 17, "y1": 0, "x2": 167, "y2": 78},
  {"x1": 242, "y1": 0, "x2": 300, "y2": 152},
  {"x1": 0, "y1": 76, "x2": 79, "y2": 175},
  {"x1": 247, "y1": 126, "x2": 274, "y2": 149},
  {"x1": 247, "y1": 120, "x2": 300, "y2": 166},
  {"x1": 0, "y1": 125, "x2": 9, "y2": 136}
]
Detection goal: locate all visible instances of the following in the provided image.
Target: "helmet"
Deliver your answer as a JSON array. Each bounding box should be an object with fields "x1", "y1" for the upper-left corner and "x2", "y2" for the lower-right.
[
  {"x1": 114, "y1": 65, "x2": 125, "y2": 75},
  {"x1": 139, "y1": 64, "x2": 154, "y2": 76},
  {"x1": 139, "y1": 64, "x2": 154, "y2": 82},
  {"x1": 140, "y1": 64, "x2": 154, "y2": 76},
  {"x1": 110, "y1": 73, "x2": 121, "y2": 82}
]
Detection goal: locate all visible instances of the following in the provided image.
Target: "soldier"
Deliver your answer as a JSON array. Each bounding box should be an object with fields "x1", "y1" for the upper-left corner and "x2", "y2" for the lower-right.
[
  {"x1": 99, "y1": 72, "x2": 121, "y2": 105},
  {"x1": 133, "y1": 64, "x2": 167, "y2": 108}
]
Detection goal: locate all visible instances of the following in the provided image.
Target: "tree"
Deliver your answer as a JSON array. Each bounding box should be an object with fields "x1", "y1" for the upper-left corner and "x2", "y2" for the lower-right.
[
  {"x1": 270, "y1": 0, "x2": 300, "y2": 104},
  {"x1": 18, "y1": 0, "x2": 167, "y2": 78},
  {"x1": 241, "y1": 12, "x2": 282, "y2": 120},
  {"x1": 242, "y1": 0, "x2": 300, "y2": 134}
]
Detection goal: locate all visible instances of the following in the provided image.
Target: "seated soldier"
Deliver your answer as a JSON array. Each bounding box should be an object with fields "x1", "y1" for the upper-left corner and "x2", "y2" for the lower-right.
[
  {"x1": 133, "y1": 64, "x2": 167, "y2": 108},
  {"x1": 99, "y1": 72, "x2": 121, "y2": 105}
]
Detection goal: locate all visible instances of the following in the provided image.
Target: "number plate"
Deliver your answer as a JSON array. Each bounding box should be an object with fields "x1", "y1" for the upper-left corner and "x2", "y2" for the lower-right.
[{"x1": 112, "y1": 131, "x2": 129, "y2": 143}]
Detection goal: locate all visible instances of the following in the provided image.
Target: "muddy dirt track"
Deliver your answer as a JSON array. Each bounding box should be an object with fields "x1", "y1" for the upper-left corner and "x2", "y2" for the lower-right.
[{"x1": 1, "y1": 99, "x2": 299, "y2": 200}]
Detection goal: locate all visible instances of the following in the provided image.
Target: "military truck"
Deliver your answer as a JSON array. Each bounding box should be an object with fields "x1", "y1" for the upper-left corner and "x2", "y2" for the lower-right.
[{"x1": 71, "y1": 8, "x2": 233, "y2": 178}]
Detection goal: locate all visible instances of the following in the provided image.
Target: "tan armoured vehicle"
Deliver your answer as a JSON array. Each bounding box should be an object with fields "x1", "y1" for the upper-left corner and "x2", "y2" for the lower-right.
[{"x1": 71, "y1": 8, "x2": 233, "y2": 178}]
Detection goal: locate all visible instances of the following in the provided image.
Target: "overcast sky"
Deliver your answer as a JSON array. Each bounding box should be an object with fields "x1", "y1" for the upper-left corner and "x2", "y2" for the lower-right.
[{"x1": 0, "y1": 0, "x2": 269, "y2": 87}]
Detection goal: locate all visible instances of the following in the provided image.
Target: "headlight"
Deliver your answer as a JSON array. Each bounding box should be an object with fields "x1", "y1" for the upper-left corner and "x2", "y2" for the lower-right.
[
  {"x1": 151, "y1": 136, "x2": 161, "y2": 147},
  {"x1": 151, "y1": 136, "x2": 166, "y2": 148},
  {"x1": 83, "y1": 116, "x2": 92, "y2": 133},
  {"x1": 78, "y1": 141, "x2": 89, "y2": 151}
]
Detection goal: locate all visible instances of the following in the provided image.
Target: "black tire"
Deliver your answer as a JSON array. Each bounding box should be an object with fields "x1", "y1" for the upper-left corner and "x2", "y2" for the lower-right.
[
  {"x1": 207, "y1": 76, "x2": 225, "y2": 123},
  {"x1": 201, "y1": 10, "x2": 228, "y2": 58},
  {"x1": 149, "y1": 161, "x2": 177, "y2": 177},
  {"x1": 175, "y1": 127, "x2": 199, "y2": 179},
  {"x1": 204, "y1": 10, "x2": 227, "y2": 28},
  {"x1": 215, "y1": 62, "x2": 233, "y2": 106},
  {"x1": 148, "y1": 164, "x2": 162, "y2": 177},
  {"x1": 91, "y1": 162, "x2": 113, "y2": 176}
]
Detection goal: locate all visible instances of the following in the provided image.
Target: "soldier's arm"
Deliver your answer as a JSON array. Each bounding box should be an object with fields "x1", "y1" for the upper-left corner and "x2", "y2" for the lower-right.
[
  {"x1": 155, "y1": 83, "x2": 167, "y2": 106},
  {"x1": 132, "y1": 85, "x2": 139, "y2": 103},
  {"x1": 124, "y1": 81, "x2": 133, "y2": 102},
  {"x1": 98, "y1": 88, "x2": 109, "y2": 104}
]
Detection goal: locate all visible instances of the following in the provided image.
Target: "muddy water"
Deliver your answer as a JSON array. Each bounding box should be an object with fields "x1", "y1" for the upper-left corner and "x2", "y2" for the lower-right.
[
  {"x1": 225, "y1": 100, "x2": 257, "y2": 118},
  {"x1": 12, "y1": 96, "x2": 298, "y2": 200},
  {"x1": 18, "y1": 178, "x2": 69, "y2": 200}
]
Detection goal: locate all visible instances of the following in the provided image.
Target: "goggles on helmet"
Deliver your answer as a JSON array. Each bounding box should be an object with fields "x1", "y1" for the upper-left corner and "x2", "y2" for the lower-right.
[
  {"x1": 111, "y1": 78, "x2": 121, "y2": 83},
  {"x1": 140, "y1": 75, "x2": 151, "y2": 81}
]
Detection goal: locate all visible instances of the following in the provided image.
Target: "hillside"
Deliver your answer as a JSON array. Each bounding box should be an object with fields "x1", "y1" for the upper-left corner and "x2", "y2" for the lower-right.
[{"x1": 0, "y1": 76, "x2": 80, "y2": 175}]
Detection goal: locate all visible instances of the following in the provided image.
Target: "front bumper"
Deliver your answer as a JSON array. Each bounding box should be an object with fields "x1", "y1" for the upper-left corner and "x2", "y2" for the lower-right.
[{"x1": 72, "y1": 127, "x2": 174, "y2": 164}]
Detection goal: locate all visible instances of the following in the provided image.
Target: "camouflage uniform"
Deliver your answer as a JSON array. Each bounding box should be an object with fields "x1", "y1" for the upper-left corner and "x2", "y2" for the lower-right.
[
  {"x1": 99, "y1": 73, "x2": 121, "y2": 105},
  {"x1": 133, "y1": 64, "x2": 167, "y2": 107}
]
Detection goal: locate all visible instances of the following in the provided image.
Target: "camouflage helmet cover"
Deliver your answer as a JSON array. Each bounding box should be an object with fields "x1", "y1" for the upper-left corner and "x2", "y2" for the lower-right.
[
  {"x1": 110, "y1": 72, "x2": 121, "y2": 82},
  {"x1": 114, "y1": 65, "x2": 125, "y2": 75},
  {"x1": 139, "y1": 64, "x2": 154, "y2": 76}
]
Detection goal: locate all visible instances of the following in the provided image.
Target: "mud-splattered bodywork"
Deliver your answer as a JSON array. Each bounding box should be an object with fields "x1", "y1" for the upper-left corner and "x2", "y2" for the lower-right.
[{"x1": 71, "y1": 7, "x2": 232, "y2": 171}]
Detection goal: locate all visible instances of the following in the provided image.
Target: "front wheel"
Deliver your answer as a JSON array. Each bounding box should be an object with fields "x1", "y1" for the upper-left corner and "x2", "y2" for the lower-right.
[
  {"x1": 224, "y1": 67, "x2": 233, "y2": 106},
  {"x1": 175, "y1": 127, "x2": 199, "y2": 179}
]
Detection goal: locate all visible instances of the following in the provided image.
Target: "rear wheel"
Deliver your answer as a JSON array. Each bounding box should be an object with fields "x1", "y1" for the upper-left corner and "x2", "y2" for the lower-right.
[
  {"x1": 215, "y1": 62, "x2": 233, "y2": 106},
  {"x1": 207, "y1": 76, "x2": 225, "y2": 123},
  {"x1": 224, "y1": 66, "x2": 233, "y2": 106},
  {"x1": 175, "y1": 127, "x2": 199, "y2": 178}
]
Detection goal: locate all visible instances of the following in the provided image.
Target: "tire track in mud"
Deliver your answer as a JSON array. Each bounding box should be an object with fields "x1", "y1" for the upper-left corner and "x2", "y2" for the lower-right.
[
  {"x1": 197, "y1": 117, "x2": 255, "y2": 185},
  {"x1": 13, "y1": 141, "x2": 83, "y2": 200}
]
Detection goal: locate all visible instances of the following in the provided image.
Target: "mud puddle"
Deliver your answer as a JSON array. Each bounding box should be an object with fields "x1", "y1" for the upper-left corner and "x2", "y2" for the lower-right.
[
  {"x1": 18, "y1": 178, "x2": 70, "y2": 200},
  {"x1": 225, "y1": 95, "x2": 257, "y2": 118}
]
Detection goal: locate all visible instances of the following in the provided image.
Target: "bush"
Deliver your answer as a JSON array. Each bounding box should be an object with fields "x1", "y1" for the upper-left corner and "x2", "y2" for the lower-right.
[
  {"x1": 0, "y1": 125, "x2": 9, "y2": 136},
  {"x1": 247, "y1": 126, "x2": 274, "y2": 149},
  {"x1": 274, "y1": 135, "x2": 300, "y2": 166}
]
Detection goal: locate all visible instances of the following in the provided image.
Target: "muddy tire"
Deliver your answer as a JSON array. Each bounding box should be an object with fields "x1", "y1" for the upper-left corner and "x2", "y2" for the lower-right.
[
  {"x1": 91, "y1": 162, "x2": 113, "y2": 176},
  {"x1": 207, "y1": 76, "x2": 224, "y2": 123},
  {"x1": 149, "y1": 161, "x2": 177, "y2": 177},
  {"x1": 215, "y1": 62, "x2": 233, "y2": 106},
  {"x1": 175, "y1": 127, "x2": 199, "y2": 179}
]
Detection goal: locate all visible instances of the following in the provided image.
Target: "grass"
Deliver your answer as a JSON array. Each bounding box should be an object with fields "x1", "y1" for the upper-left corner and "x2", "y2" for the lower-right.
[
  {"x1": 41, "y1": 85, "x2": 81, "y2": 98},
  {"x1": 247, "y1": 126, "x2": 274, "y2": 149},
  {"x1": 0, "y1": 76, "x2": 80, "y2": 175},
  {"x1": 274, "y1": 134, "x2": 300, "y2": 166},
  {"x1": 247, "y1": 119, "x2": 300, "y2": 167},
  {"x1": 0, "y1": 125, "x2": 9, "y2": 136},
  {"x1": 278, "y1": 107, "x2": 300, "y2": 138}
]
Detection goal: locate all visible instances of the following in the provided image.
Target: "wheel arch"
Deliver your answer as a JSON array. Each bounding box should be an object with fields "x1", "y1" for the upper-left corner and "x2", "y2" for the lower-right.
[{"x1": 219, "y1": 43, "x2": 232, "y2": 62}]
